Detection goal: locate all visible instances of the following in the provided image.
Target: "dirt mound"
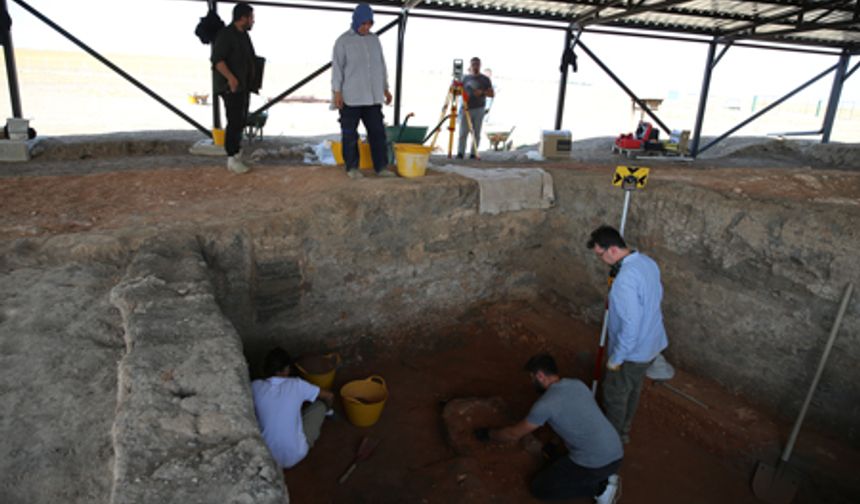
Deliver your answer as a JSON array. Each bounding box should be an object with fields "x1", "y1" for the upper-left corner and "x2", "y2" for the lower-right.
[
  {"x1": 562, "y1": 135, "x2": 860, "y2": 171},
  {"x1": 28, "y1": 130, "x2": 204, "y2": 161}
]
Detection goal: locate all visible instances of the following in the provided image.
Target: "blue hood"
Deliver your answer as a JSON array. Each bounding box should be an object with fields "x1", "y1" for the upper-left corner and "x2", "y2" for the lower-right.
[{"x1": 351, "y1": 3, "x2": 374, "y2": 32}]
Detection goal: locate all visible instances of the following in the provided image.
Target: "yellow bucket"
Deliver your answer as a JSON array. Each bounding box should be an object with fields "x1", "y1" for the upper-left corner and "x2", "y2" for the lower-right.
[
  {"x1": 394, "y1": 143, "x2": 432, "y2": 178},
  {"x1": 331, "y1": 141, "x2": 373, "y2": 170},
  {"x1": 340, "y1": 375, "x2": 388, "y2": 427},
  {"x1": 212, "y1": 128, "x2": 226, "y2": 147},
  {"x1": 295, "y1": 353, "x2": 342, "y2": 390}
]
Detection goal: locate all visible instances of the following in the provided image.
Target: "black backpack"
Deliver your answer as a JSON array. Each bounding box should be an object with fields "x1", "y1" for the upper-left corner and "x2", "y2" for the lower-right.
[{"x1": 195, "y1": 9, "x2": 224, "y2": 45}]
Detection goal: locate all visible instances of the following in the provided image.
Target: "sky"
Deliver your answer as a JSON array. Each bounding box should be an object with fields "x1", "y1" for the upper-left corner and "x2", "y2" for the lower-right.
[{"x1": 4, "y1": 0, "x2": 858, "y2": 140}]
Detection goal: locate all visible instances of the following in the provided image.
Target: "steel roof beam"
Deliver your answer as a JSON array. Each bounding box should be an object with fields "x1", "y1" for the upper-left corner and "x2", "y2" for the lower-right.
[
  {"x1": 576, "y1": 39, "x2": 674, "y2": 135},
  {"x1": 697, "y1": 61, "x2": 839, "y2": 155},
  {"x1": 577, "y1": 0, "x2": 690, "y2": 26},
  {"x1": 719, "y1": 0, "x2": 851, "y2": 39},
  {"x1": 250, "y1": 16, "x2": 401, "y2": 118},
  {"x1": 743, "y1": 19, "x2": 860, "y2": 39},
  {"x1": 173, "y1": 0, "x2": 860, "y2": 50},
  {"x1": 570, "y1": 0, "x2": 626, "y2": 25}
]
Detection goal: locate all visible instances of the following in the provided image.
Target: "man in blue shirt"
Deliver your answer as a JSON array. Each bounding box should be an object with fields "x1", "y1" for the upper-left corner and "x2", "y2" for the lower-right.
[
  {"x1": 588, "y1": 225, "x2": 669, "y2": 444},
  {"x1": 476, "y1": 354, "x2": 622, "y2": 503}
]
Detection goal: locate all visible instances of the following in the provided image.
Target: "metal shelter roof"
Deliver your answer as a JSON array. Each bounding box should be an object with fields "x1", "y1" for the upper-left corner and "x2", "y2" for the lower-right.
[
  {"x1": 362, "y1": 0, "x2": 860, "y2": 50},
  {"x1": 6, "y1": 0, "x2": 857, "y2": 151}
]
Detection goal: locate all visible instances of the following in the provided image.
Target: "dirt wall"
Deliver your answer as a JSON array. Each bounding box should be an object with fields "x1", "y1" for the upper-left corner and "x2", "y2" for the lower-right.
[
  {"x1": 536, "y1": 167, "x2": 860, "y2": 447},
  {"x1": 195, "y1": 174, "x2": 546, "y2": 373}
]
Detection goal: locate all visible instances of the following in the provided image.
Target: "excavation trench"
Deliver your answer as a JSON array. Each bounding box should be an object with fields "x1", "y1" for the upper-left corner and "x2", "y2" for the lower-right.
[{"x1": 1, "y1": 154, "x2": 859, "y2": 503}]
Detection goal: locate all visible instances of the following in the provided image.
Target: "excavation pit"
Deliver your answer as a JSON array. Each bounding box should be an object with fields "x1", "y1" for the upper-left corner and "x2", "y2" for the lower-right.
[{"x1": 1, "y1": 135, "x2": 859, "y2": 503}]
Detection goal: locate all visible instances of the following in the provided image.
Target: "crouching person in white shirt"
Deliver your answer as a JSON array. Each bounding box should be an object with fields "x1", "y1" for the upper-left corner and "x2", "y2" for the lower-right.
[{"x1": 252, "y1": 347, "x2": 335, "y2": 468}]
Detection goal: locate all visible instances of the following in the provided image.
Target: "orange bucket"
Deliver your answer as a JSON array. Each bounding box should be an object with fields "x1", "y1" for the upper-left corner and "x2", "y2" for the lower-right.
[
  {"x1": 295, "y1": 353, "x2": 341, "y2": 390},
  {"x1": 340, "y1": 375, "x2": 388, "y2": 427},
  {"x1": 330, "y1": 140, "x2": 373, "y2": 170},
  {"x1": 212, "y1": 128, "x2": 226, "y2": 147}
]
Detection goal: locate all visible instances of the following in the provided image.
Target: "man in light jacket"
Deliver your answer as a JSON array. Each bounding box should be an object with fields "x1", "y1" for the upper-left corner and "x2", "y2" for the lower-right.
[
  {"x1": 588, "y1": 225, "x2": 669, "y2": 444},
  {"x1": 332, "y1": 3, "x2": 395, "y2": 179}
]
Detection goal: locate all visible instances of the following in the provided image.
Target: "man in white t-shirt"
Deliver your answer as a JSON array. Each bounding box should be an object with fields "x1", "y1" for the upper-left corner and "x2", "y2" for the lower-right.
[{"x1": 251, "y1": 348, "x2": 335, "y2": 468}]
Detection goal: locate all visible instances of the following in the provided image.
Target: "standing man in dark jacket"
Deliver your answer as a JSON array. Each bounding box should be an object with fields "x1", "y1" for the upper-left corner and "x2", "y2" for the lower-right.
[{"x1": 211, "y1": 2, "x2": 257, "y2": 174}]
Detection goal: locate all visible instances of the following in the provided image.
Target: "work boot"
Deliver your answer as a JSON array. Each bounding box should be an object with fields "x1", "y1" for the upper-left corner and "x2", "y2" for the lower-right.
[
  {"x1": 376, "y1": 169, "x2": 396, "y2": 178},
  {"x1": 227, "y1": 155, "x2": 250, "y2": 174},
  {"x1": 470, "y1": 153, "x2": 478, "y2": 160},
  {"x1": 346, "y1": 168, "x2": 364, "y2": 180},
  {"x1": 455, "y1": 153, "x2": 464, "y2": 160},
  {"x1": 594, "y1": 475, "x2": 621, "y2": 504}
]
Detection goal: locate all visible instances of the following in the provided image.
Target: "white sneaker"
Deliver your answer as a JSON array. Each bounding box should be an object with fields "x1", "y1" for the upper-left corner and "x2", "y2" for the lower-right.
[
  {"x1": 595, "y1": 475, "x2": 621, "y2": 504},
  {"x1": 227, "y1": 155, "x2": 250, "y2": 174}
]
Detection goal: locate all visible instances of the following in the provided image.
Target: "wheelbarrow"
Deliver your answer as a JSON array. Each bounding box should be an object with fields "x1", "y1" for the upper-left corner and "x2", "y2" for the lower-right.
[
  {"x1": 385, "y1": 113, "x2": 428, "y2": 163},
  {"x1": 244, "y1": 110, "x2": 268, "y2": 142},
  {"x1": 486, "y1": 126, "x2": 515, "y2": 151}
]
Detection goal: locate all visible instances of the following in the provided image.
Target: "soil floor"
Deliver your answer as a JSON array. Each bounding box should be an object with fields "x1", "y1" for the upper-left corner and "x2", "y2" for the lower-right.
[
  {"x1": 2, "y1": 135, "x2": 859, "y2": 240},
  {"x1": 284, "y1": 300, "x2": 857, "y2": 504}
]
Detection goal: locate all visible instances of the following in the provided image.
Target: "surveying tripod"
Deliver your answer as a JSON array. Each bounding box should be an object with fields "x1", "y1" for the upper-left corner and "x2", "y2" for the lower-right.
[{"x1": 428, "y1": 79, "x2": 479, "y2": 159}]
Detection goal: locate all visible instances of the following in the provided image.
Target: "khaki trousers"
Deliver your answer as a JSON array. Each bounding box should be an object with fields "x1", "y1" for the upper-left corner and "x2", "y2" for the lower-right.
[
  {"x1": 302, "y1": 400, "x2": 327, "y2": 448},
  {"x1": 601, "y1": 360, "x2": 652, "y2": 439}
]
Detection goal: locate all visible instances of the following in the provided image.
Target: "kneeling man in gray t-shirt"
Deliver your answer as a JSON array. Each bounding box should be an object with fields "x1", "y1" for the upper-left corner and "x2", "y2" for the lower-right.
[{"x1": 476, "y1": 354, "x2": 623, "y2": 503}]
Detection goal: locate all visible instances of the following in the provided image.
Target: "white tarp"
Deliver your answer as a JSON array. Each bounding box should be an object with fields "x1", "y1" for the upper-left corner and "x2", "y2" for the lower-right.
[{"x1": 431, "y1": 164, "x2": 555, "y2": 215}]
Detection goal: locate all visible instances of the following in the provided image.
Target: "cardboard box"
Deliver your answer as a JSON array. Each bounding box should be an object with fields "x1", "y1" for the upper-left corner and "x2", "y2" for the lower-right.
[{"x1": 540, "y1": 130, "x2": 572, "y2": 159}]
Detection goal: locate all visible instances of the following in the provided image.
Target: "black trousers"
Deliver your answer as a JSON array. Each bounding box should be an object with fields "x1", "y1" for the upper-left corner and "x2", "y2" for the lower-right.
[
  {"x1": 221, "y1": 91, "x2": 249, "y2": 157},
  {"x1": 530, "y1": 456, "x2": 622, "y2": 501},
  {"x1": 339, "y1": 104, "x2": 388, "y2": 172}
]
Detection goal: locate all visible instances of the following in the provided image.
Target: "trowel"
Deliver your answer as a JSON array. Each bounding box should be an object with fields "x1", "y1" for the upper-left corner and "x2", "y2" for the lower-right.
[{"x1": 339, "y1": 436, "x2": 381, "y2": 484}]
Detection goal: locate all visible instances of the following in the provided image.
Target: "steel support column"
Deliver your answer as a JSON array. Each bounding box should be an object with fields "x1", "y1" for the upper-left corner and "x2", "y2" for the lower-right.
[
  {"x1": 690, "y1": 39, "x2": 718, "y2": 158},
  {"x1": 821, "y1": 50, "x2": 850, "y2": 143},
  {"x1": 394, "y1": 10, "x2": 407, "y2": 125},
  {"x1": 697, "y1": 62, "x2": 839, "y2": 156},
  {"x1": 554, "y1": 27, "x2": 573, "y2": 130},
  {"x1": 13, "y1": 0, "x2": 210, "y2": 135},
  {"x1": 210, "y1": 0, "x2": 220, "y2": 129},
  {"x1": 577, "y1": 40, "x2": 672, "y2": 135},
  {"x1": 1, "y1": 0, "x2": 22, "y2": 118}
]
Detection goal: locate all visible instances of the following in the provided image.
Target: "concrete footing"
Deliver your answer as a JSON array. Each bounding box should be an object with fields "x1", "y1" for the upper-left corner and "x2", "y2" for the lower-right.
[
  {"x1": 189, "y1": 138, "x2": 226, "y2": 157},
  {"x1": 0, "y1": 139, "x2": 32, "y2": 162}
]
